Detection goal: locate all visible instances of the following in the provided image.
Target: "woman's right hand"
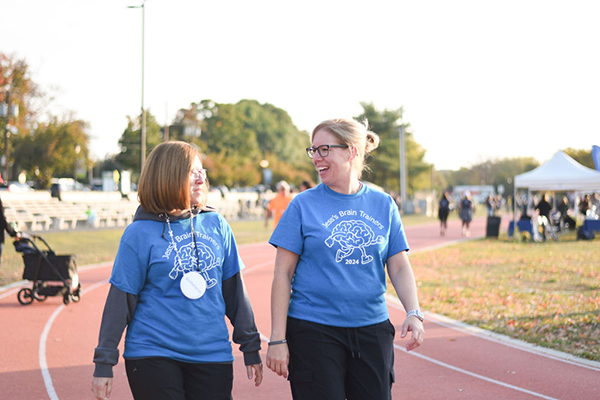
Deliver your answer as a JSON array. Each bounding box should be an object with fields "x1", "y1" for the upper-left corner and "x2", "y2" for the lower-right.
[
  {"x1": 266, "y1": 343, "x2": 289, "y2": 378},
  {"x1": 91, "y1": 377, "x2": 113, "y2": 399}
]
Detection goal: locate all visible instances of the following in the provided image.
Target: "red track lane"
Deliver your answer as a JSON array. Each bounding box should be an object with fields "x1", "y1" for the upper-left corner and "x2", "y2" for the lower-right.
[{"x1": 1, "y1": 216, "x2": 599, "y2": 400}]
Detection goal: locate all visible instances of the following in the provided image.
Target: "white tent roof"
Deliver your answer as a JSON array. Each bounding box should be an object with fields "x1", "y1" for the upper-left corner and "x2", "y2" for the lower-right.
[{"x1": 514, "y1": 150, "x2": 600, "y2": 191}]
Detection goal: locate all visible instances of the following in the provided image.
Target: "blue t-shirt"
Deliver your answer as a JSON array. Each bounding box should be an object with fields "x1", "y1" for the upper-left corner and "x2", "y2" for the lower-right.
[
  {"x1": 269, "y1": 183, "x2": 409, "y2": 327},
  {"x1": 110, "y1": 211, "x2": 243, "y2": 363}
]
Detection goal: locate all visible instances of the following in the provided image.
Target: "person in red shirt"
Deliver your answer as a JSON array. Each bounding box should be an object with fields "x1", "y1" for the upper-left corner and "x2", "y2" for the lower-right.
[{"x1": 265, "y1": 181, "x2": 293, "y2": 229}]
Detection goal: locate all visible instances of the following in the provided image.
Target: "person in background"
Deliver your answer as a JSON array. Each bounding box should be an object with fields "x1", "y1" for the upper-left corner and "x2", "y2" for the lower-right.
[
  {"x1": 458, "y1": 191, "x2": 475, "y2": 236},
  {"x1": 535, "y1": 193, "x2": 552, "y2": 240},
  {"x1": 0, "y1": 196, "x2": 21, "y2": 265},
  {"x1": 264, "y1": 180, "x2": 293, "y2": 229},
  {"x1": 85, "y1": 205, "x2": 97, "y2": 228},
  {"x1": 266, "y1": 118, "x2": 424, "y2": 400},
  {"x1": 299, "y1": 180, "x2": 313, "y2": 192},
  {"x1": 50, "y1": 183, "x2": 62, "y2": 201},
  {"x1": 485, "y1": 195, "x2": 495, "y2": 217},
  {"x1": 590, "y1": 193, "x2": 600, "y2": 217},
  {"x1": 557, "y1": 196, "x2": 576, "y2": 230},
  {"x1": 438, "y1": 191, "x2": 450, "y2": 236},
  {"x1": 579, "y1": 194, "x2": 591, "y2": 216},
  {"x1": 91, "y1": 141, "x2": 262, "y2": 400}
]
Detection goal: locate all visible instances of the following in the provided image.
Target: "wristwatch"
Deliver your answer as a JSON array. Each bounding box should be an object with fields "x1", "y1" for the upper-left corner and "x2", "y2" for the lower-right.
[{"x1": 406, "y1": 309, "x2": 424, "y2": 322}]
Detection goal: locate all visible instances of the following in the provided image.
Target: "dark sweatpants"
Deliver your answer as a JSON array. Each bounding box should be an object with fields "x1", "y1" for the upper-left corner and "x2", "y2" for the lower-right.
[
  {"x1": 287, "y1": 317, "x2": 396, "y2": 400},
  {"x1": 125, "y1": 357, "x2": 233, "y2": 400}
]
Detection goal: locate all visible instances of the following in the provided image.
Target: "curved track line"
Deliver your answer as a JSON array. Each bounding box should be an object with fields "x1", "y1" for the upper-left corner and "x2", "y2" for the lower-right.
[
  {"x1": 39, "y1": 279, "x2": 109, "y2": 400},
  {"x1": 39, "y1": 305, "x2": 62, "y2": 400},
  {"x1": 0, "y1": 286, "x2": 21, "y2": 300},
  {"x1": 243, "y1": 261, "x2": 273, "y2": 275},
  {"x1": 393, "y1": 344, "x2": 559, "y2": 400}
]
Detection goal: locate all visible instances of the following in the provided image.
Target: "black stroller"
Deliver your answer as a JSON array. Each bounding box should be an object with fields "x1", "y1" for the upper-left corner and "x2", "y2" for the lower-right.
[{"x1": 14, "y1": 234, "x2": 81, "y2": 305}]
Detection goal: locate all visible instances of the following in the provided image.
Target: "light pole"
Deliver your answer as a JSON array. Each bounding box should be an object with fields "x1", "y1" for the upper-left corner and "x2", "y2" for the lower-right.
[
  {"x1": 399, "y1": 123, "x2": 407, "y2": 214},
  {"x1": 74, "y1": 144, "x2": 81, "y2": 181},
  {"x1": 1, "y1": 90, "x2": 18, "y2": 183},
  {"x1": 128, "y1": 1, "x2": 146, "y2": 172}
]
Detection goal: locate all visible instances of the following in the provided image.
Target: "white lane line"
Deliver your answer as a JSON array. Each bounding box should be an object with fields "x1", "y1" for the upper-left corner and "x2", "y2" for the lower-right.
[
  {"x1": 394, "y1": 343, "x2": 560, "y2": 400},
  {"x1": 39, "y1": 304, "x2": 63, "y2": 400},
  {"x1": 242, "y1": 260, "x2": 273, "y2": 275},
  {"x1": 0, "y1": 286, "x2": 22, "y2": 300},
  {"x1": 423, "y1": 312, "x2": 600, "y2": 371},
  {"x1": 39, "y1": 279, "x2": 109, "y2": 400}
]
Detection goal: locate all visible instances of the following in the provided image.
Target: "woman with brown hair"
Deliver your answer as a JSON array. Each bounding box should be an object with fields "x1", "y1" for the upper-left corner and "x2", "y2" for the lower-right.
[{"x1": 92, "y1": 141, "x2": 262, "y2": 400}]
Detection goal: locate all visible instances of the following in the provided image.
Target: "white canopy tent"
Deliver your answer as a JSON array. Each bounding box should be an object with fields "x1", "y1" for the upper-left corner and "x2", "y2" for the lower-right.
[
  {"x1": 513, "y1": 150, "x2": 600, "y2": 222},
  {"x1": 515, "y1": 150, "x2": 600, "y2": 192}
]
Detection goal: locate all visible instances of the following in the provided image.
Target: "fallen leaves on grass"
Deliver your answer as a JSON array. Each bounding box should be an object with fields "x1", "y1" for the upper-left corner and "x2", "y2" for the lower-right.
[{"x1": 403, "y1": 234, "x2": 600, "y2": 361}]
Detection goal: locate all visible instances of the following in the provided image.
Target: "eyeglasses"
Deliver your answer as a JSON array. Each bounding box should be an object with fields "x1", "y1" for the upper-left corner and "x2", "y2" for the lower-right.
[
  {"x1": 306, "y1": 144, "x2": 349, "y2": 159},
  {"x1": 190, "y1": 168, "x2": 207, "y2": 181}
]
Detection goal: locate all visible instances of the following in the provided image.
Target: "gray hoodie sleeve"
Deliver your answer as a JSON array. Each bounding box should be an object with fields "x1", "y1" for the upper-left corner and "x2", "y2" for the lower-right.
[
  {"x1": 222, "y1": 272, "x2": 262, "y2": 366},
  {"x1": 92, "y1": 284, "x2": 138, "y2": 378}
]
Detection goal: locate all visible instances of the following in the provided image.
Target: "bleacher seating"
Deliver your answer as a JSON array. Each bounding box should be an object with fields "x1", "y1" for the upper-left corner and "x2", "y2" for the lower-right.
[
  {"x1": 1, "y1": 191, "x2": 139, "y2": 232},
  {"x1": 0, "y1": 188, "x2": 267, "y2": 232}
]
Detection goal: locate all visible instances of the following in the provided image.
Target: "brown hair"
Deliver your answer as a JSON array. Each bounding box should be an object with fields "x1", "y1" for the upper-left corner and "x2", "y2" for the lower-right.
[
  {"x1": 137, "y1": 141, "x2": 208, "y2": 214},
  {"x1": 311, "y1": 118, "x2": 380, "y2": 178}
]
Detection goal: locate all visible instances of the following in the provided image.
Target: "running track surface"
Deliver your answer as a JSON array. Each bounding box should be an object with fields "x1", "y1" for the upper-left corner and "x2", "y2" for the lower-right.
[{"x1": 1, "y1": 216, "x2": 599, "y2": 400}]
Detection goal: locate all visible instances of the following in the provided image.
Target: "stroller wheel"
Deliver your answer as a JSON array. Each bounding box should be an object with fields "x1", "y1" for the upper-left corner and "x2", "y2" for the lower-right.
[
  {"x1": 63, "y1": 292, "x2": 71, "y2": 305},
  {"x1": 71, "y1": 284, "x2": 82, "y2": 303},
  {"x1": 17, "y1": 288, "x2": 35, "y2": 305}
]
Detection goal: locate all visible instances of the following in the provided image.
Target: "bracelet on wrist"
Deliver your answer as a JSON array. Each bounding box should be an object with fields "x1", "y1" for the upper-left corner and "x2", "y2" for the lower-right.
[{"x1": 268, "y1": 339, "x2": 287, "y2": 346}]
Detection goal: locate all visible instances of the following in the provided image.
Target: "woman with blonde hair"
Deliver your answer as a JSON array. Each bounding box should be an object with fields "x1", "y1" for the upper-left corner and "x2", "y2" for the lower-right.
[
  {"x1": 266, "y1": 118, "x2": 424, "y2": 400},
  {"x1": 92, "y1": 141, "x2": 262, "y2": 400}
]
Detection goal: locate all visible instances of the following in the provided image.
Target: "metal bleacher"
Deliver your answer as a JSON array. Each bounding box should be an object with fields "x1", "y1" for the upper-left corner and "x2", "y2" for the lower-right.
[
  {"x1": 1, "y1": 188, "x2": 268, "y2": 233},
  {"x1": 1, "y1": 191, "x2": 140, "y2": 232}
]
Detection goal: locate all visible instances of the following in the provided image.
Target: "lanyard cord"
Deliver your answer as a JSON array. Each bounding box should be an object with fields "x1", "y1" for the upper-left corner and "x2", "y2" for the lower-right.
[
  {"x1": 189, "y1": 208, "x2": 202, "y2": 265},
  {"x1": 165, "y1": 210, "x2": 199, "y2": 272}
]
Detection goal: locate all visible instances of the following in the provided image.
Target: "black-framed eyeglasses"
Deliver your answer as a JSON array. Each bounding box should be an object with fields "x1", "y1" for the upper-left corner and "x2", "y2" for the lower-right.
[
  {"x1": 306, "y1": 144, "x2": 349, "y2": 159},
  {"x1": 190, "y1": 168, "x2": 207, "y2": 181}
]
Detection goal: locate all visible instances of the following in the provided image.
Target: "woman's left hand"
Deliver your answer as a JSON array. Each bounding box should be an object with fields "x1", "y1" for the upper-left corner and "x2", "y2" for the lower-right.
[
  {"x1": 401, "y1": 317, "x2": 424, "y2": 352},
  {"x1": 246, "y1": 363, "x2": 263, "y2": 387}
]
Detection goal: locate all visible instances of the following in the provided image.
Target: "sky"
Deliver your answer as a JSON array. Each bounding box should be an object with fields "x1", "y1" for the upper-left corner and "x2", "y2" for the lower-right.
[{"x1": 2, "y1": 0, "x2": 599, "y2": 171}]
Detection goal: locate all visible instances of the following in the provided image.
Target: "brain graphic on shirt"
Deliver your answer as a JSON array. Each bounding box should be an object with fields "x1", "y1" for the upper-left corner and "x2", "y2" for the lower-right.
[
  {"x1": 169, "y1": 241, "x2": 218, "y2": 289},
  {"x1": 324, "y1": 220, "x2": 384, "y2": 264}
]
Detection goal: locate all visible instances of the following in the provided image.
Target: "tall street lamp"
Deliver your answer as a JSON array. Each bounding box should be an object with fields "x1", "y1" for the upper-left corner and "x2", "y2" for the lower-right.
[
  {"x1": 1, "y1": 90, "x2": 18, "y2": 183},
  {"x1": 128, "y1": 1, "x2": 146, "y2": 172},
  {"x1": 398, "y1": 110, "x2": 407, "y2": 215},
  {"x1": 74, "y1": 144, "x2": 81, "y2": 181}
]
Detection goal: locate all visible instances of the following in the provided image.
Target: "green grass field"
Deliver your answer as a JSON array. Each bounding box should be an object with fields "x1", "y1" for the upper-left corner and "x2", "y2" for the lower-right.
[
  {"x1": 406, "y1": 229, "x2": 600, "y2": 361},
  {"x1": 2, "y1": 216, "x2": 598, "y2": 361}
]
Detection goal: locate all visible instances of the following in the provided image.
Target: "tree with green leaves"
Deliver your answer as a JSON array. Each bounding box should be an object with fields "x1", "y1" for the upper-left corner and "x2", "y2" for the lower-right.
[
  {"x1": 355, "y1": 102, "x2": 431, "y2": 194},
  {"x1": 1, "y1": 53, "x2": 40, "y2": 181},
  {"x1": 447, "y1": 156, "x2": 539, "y2": 197},
  {"x1": 169, "y1": 99, "x2": 314, "y2": 189},
  {"x1": 563, "y1": 147, "x2": 594, "y2": 169},
  {"x1": 2, "y1": 52, "x2": 92, "y2": 187},
  {"x1": 14, "y1": 118, "x2": 90, "y2": 188},
  {"x1": 115, "y1": 110, "x2": 163, "y2": 180}
]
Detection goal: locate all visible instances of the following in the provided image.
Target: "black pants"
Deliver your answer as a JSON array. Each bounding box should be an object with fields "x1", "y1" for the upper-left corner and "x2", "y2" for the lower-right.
[
  {"x1": 287, "y1": 317, "x2": 395, "y2": 400},
  {"x1": 125, "y1": 357, "x2": 233, "y2": 400}
]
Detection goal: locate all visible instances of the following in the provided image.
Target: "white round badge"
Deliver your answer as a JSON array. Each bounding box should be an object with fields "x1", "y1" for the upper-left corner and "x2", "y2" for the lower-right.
[{"x1": 180, "y1": 271, "x2": 207, "y2": 300}]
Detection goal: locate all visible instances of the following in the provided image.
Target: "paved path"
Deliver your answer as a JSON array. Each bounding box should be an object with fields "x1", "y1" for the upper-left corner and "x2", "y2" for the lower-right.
[{"x1": 1, "y1": 216, "x2": 599, "y2": 399}]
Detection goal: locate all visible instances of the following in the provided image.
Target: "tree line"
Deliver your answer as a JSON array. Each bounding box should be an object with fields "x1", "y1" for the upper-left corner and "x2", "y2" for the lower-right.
[{"x1": 1, "y1": 52, "x2": 595, "y2": 196}]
